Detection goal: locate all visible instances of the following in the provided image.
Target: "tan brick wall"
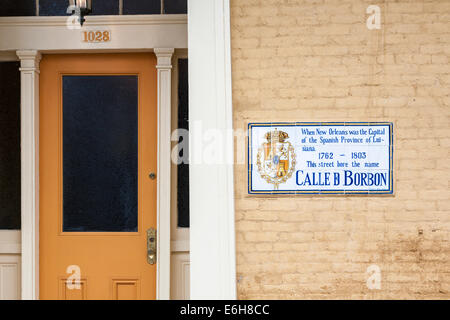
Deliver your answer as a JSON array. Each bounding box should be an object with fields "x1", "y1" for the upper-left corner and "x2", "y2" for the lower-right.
[{"x1": 230, "y1": 0, "x2": 449, "y2": 299}]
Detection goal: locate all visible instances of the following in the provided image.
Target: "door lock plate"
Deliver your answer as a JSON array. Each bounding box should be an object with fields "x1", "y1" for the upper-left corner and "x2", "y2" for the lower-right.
[{"x1": 147, "y1": 228, "x2": 157, "y2": 265}]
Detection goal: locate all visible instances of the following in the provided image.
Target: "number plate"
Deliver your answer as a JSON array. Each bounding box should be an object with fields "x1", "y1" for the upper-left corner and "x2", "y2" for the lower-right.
[{"x1": 82, "y1": 29, "x2": 111, "y2": 43}]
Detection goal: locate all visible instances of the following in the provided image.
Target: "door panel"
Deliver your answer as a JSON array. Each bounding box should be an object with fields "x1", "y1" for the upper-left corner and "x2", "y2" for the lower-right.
[{"x1": 39, "y1": 54, "x2": 157, "y2": 300}]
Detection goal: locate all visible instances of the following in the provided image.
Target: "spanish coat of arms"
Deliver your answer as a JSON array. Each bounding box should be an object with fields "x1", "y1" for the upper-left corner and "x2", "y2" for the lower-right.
[{"x1": 256, "y1": 129, "x2": 296, "y2": 189}]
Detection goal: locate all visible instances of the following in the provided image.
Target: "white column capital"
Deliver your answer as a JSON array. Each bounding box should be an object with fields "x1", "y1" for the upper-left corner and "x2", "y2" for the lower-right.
[
  {"x1": 154, "y1": 48, "x2": 174, "y2": 69},
  {"x1": 16, "y1": 50, "x2": 41, "y2": 72}
]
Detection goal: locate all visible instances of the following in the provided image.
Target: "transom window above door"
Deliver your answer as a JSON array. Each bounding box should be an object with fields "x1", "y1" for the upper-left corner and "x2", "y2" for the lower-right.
[{"x1": 0, "y1": 0, "x2": 187, "y2": 17}]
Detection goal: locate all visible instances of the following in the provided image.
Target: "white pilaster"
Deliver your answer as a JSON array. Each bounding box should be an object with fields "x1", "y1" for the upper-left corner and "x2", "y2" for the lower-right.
[
  {"x1": 16, "y1": 50, "x2": 41, "y2": 300},
  {"x1": 154, "y1": 48, "x2": 174, "y2": 300},
  {"x1": 188, "y1": 0, "x2": 237, "y2": 299}
]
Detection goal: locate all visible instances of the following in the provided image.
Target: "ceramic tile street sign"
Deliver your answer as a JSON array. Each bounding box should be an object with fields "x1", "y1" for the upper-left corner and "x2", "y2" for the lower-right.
[{"x1": 248, "y1": 122, "x2": 393, "y2": 195}]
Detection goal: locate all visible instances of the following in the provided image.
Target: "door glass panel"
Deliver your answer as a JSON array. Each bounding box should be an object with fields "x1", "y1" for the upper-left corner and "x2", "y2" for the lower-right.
[{"x1": 63, "y1": 75, "x2": 138, "y2": 232}]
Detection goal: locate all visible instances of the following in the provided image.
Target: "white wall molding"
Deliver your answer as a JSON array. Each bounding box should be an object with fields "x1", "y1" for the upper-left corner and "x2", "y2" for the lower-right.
[
  {"x1": 0, "y1": 15, "x2": 187, "y2": 27},
  {"x1": 16, "y1": 50, "x2": 41, "y2": 300},
  {"x1": 0, "y1": 16, "x2": 187, "y2": 51},
  {"x1": 0, "y1": 231, "x2": 21, "y2": 254},
  {"x1": 188, "y1": 0, "x2": 237, "y2": 299},
  {"x1": 0, "y1": 51, "x2": 18, "y2": 61},
  {"x1": 171, "y1": 240, "x2": 189, "y2": 252},
  {"x1": 0, "y1": 254, "x2": 21, "y2": 300},
  {"x1": 170, "y1": 253, "x2": 190, "y2": 300},
  {"x1": 155, "y1": 48, "x2": 174, "y2": 300}
]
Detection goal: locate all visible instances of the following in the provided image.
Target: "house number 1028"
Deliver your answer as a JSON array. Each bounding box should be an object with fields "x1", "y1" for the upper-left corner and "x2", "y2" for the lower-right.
[{"x1": 82, "y1": 30, "x2": 111, "y2": 43}]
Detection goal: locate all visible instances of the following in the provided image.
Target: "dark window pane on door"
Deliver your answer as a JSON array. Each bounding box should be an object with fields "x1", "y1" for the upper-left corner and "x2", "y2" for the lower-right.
[
  {"x1": 164, "y1": 0, "x2": 187, "y2": 14},
  {"x1": 177, "y1": 59, "x2": 189, "y2": 228},
  {"x1": 0, "y1": 62, "x2": 21, "y2": 230},
  {"x1": 63, "y1": 76, "x2": 138, "y2": 232},
  {"x1": 0, "y1": 0, "x2": 35, "y2": 16},
  {"x1": 123, "y1": 0, "x2": 161, "y2": 15}
]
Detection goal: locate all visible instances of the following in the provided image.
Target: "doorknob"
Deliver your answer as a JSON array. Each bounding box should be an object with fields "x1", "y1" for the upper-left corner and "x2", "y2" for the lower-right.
[
  {"x1": 147, "y1": 228, "x2": 157, "y2": 265},
  {"x1": 149, "y1": 172, "x2": 156, "y2": 180}
]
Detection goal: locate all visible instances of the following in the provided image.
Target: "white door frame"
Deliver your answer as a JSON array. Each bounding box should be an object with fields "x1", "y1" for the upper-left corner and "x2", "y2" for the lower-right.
[
  {"x1": 0, "y1": 15, "x2": 186, "y2": 300},
  {"x1": 0, "y1": 0, "x2": 237, "y2": 300}
]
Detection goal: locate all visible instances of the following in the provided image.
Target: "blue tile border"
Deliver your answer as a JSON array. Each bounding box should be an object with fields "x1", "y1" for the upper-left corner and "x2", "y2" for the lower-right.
[{"x1": 248, "y1": 122, "x2": 394, "y2": 195}]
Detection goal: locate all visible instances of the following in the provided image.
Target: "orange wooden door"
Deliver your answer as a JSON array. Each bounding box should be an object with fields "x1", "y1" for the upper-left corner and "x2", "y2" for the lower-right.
[{"x1": 39, "y1": 54, "x2": 157, "y2": 300}]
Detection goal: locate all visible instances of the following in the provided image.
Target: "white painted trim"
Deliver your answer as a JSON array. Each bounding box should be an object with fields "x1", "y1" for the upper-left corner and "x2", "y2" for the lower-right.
[
  {"x1": 188, "y1": 0, "x2": 236, "y2": 299},
  {"x1": 171, "y1": 240, "x2": 189, "y2": 252},
  {"x1": 0, "y1": 254, "x2": 21, "y2": 300},
  {"x1": 0, "y1": 231, "x2": 21, "y2": 254},
  {"x1": 0, "y1": 51, "x2": 18, "y2": 61},
  {"x1": 0, "y1": 16, "x2": 187, "y2": 51},
  {"x1": 155, "y1": 48, "x2": 174, "y2": 300},
  {"x1": 0, "y1": 15, "x2": 187, "y2": 26},
  {"x1": 119, "y1": 0, "x2": 124, "y2": 15},
  {"x1": 16, "y1": 50, "x2": 41, "y2": 300}
]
